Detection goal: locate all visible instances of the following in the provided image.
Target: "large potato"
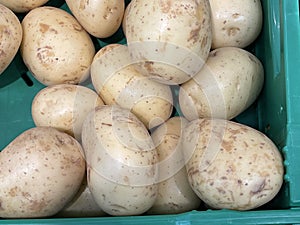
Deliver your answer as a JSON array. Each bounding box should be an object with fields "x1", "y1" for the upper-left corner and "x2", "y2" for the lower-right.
[
  {"x1": 182, "y1": 118, "x2": 284, "y2": 210},
  {"x1": 147, "y1": 117, "x2": 201, "y2": 215},
  {"x1": 125, "y1": 0, "x2": 212, "y2": 85},
  {"x1": 0, "y1": 127, "x2": 86, "y2": 218},
  {"x1": 0, "y1": 0, "x2": 49, "y2": 13},
  {"x1": 179, "y1": 47, "x2": 264, "y2": 120},
  {"x1": 21, "y1": 6, "x2": 95, "y2": 86},
  {"x1": 66, "y1": 0, "x2": 125, "y2": 38},
  {"x1": 91, "y1": 44, "x2": 173, "y2": 129},
  {"x1": 0, "y1": 4, "x2": 22, "y2": 75},
  {"x1": 82, "y1": 105, "x2": 158, "y2": 216},
  {"x1": 209, "y1": 0, "x2": 263, "y2": 49},
  {"x1": 31, "y1": 84, "x2": 104, "y2": 142}
]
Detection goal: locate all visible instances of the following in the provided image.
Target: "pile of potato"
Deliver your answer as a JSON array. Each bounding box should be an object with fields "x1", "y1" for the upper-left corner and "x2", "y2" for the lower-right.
[{"x1": 0, "y1": 0, "x2": 284, "y2": 219}]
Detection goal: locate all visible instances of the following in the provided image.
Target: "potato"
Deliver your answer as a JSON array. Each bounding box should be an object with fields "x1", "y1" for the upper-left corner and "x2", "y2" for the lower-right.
[
  {"x1": 81, "y1": 105, "x2": 158, "y2": 216},
  {"x1": 0, "y1": 4, "x2": 22, "y2": 75},
  {"x1": 91, "y1": 44, "x2": 173, "y2": 129},
  {"x1": 182, "y1": 118, "x2": 284, "y2": 210},
  {"x1": 179, "y1": 47, "x2": 264, "y2": 120},
  {"x1": 209, "y1": 0, "x2": 263, "y2": 49},
  {"x1": 124, "y1": 0, "x2": 212, "y2": 85},
  {"x1": 0, "y1": 127, "x2": 86, "y2": 218},
  {"x1": 66, "y1": 0, "x2": 125, "y2": 38},
  {"x1": 55, "y1": 175, "x2": 106, "y2": 218},
  {"x1": 0, "y1": 0, "x2": 49, "y2": 13},
  {"x1": 147, "y1": 117, "x2": 201, "y2": 215},
  {"x1": 21, "y1": 6, "x2": 95, "y2": 86},
  {"x1": 31, "y1": 84, "x2": 104, "y2": 142}
]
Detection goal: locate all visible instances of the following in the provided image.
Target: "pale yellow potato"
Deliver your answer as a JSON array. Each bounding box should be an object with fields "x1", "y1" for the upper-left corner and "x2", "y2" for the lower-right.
[
  {"x1": 66, "y1": 0, "x2": 125, "y2": 38},
  {"x1": 147, "y1": 117, "x2": 201, "y2": 215},
  {"x1": 81, "y1": 105, "x2": 158, "y2": 216},
  {"x1": 0, "y1": 4, "x2": 22, "y2": 75},
  {"x1": 0, "y1": 127, "x2": 86, "y2": 218},
  {"x1": 179, "y1": 47, "x2": 264, "y2": 120},
  {"x1": 182, "y1": 118, "x2": 284, "y2": 210},
  {"x1": 31, "y1": 84, "x2": 104, "y2": 142},
  {"x1": 21, "y1": 6, "x2": 95, "y2": 86},
  {"x1": 0, "y1": 0, "x2": 49, "y2": 13},
  {"x1": 91, "y1": 44, "x2": 173, "y2": 129},
  {"x1": 125, "y1": 0, "x2": 212, "y2": 85},
  {"x1": 209, "y1": 0, "x2": 263, "y2": 49}
]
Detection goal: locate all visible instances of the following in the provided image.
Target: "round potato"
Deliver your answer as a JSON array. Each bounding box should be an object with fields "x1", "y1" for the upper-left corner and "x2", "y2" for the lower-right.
[
  {"x1": 0, "y1": 0, "x2": 49, "y2": 13},
  {"x1": 0, "y1": 126, "x2": 86, "y2": 218},
  {"x1": 0, "y1": 4, "x2": 22, "y2": 75},
  {"x1": 125, "y1": 0, "x2": 212, "y2": 85},
  {"x1": 182, "y1": 118, "x2": 284, "y2": 210},
  {"x1": 66, "y1": 0, "x2": 125, "y2": 38},
  {"x1": 21, "y1": 6, "x2": 95, "y2": 86},
  {"x1": 82, "y1": 105, "x2": 158, "y2": 216},
  {"x1": 31, "y1": 84, "x2": 104, "y2": 142},
  {"x1": 179, "y1": 47, "x2": 264, "y2": 120},
  {"x1": 147, "y1": 117, "x2": 201, "y2": 215},
  {"x1": 91, "y1": 44, "x2": 173, "y2": 129},
  {"x1": 209, "y1": 0, "x2": 263, "y2": 49}
]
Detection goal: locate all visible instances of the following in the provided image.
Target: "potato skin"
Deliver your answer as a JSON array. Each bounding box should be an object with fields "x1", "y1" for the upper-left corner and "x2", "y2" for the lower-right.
[
  {"x1": 182, "y1": 118, "x2": 284, "y2": 210},
  {"x1": 66, "y1": 0, "x2": 125, "y2": 38},
  {"x1": 0, "y1": 0, "x2": 49, "y2": 13},
  {"x1": 0, "y1": 4, "x2": 22, "y2": 75},
  {"x1": 21, "y1": 6, "x2": 95, "y2": 86},
  {"x1": 0, "y1": 127, "x2": 86, "y2": 218}
]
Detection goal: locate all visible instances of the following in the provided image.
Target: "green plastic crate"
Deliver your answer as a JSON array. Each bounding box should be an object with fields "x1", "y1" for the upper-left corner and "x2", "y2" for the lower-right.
[{"x1": 0, "y1": 0, "x2": 300, "y2": 224}]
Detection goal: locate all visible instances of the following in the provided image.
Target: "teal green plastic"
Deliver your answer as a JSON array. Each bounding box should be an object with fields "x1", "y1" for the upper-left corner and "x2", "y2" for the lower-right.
[{"x1": 0, "y1": 0, "x2": 300, "y2": 223}]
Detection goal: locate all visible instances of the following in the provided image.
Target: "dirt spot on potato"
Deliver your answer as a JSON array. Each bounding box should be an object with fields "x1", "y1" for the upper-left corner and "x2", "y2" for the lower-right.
[
  {"x1": 188, "y1": 26, "x2": 201, "y2": 44},
  {"x1": 159, "y1": 0, "x2": 172, "y2": 13}
]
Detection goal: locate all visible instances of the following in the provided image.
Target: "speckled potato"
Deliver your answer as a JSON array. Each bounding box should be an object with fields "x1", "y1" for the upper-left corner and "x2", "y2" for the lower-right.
[
  {"x1": 209, "y1": 0, "x2": 263, "y2": 49},
  {"x1": 147, "y1": 117, "x2": 201, "y2": 215},
  {"x1": 91, "y1": 44, "x2": 173, "y2": 129},
  {"x1": 21, "y1": 6, "x2": 95, "y2": 86},
  {"x1": 0, "y1": 127, "x2": 86, "y2": 218},
  {"x1": 0, "y1": 4, "x2": 22, "y2": 75},
  {"x1": 125, "y1": 0, "x2": 212, "y2": 85},
  {"x1": 81, "y1": 105, "x2": 158, "y2": 216},
  {"x1": 0, "y1": 0, "x2": 49, "y2": 13},
  {"x1": 182, "y1": 118, "x2": 284, "y2": 210},
  {"x1": 31, "y1": 84, "x2": 104, "y2": 142},
  {"x1": 179, "y1": 47, "x2": 264, "y2": 120},
  {"x1": 56, "y1": 175, "x2": 106, "y2": 217},
  {"x1": 66, "y1": 0, "x2": 125, "y2": 38}
]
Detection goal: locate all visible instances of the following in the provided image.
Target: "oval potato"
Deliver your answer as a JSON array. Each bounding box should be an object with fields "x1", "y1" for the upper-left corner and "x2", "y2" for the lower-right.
[
  {"x1": 82, "y1": 105, "x2": 158, "y2": 216},
  {"x1": 125, "y1": 0, "x2": 212, "y2": 85},
  {"x1": 0, "y1": 4, "x2": 22, "y2": 75},
  {"x1": 31, "y1": 84, "x2": 104, "y2": 142},
  {"x1": 179, "y1": 47, "x2": 264, "y2": 120},
  {"x1": 91, "y1": 44, "x2": 173, "y2": 129},
  {"x1": 0, "y1": 0, "x2": 49, "y2": 13},
  {"x1": 182, "y1": 118, "x2": 284, "y2": 210},
  {"x1": 66, "y1": 0, "x2": 125, "y2": 38},
  {"x1": 0, "y1": 127, "x2": 86, "y2": 218},
  {"x1": 21, "y1": 6, "x2": 95, "y2": 86},
  {"x1": 209, "y1": 0, "x2": 263, "y2": 49}
]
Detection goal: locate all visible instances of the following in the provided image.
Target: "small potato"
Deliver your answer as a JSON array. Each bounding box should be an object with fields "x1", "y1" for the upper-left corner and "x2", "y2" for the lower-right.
[
  {"x1": 209, "y1": 0, "x2": 263, "y2": 49},
  {"x1": 125, "y1": 0, "x2": 212, "y2": 85},
  {"x1": 66, "y1": 0, "x2": 125, "y2": 38},
  {"x1": 91, "y1": 44, "x2": 173, "y2": 129},
  {"x1": 182, "y1": 118, "x2": 284, "y2": 210},
  {"x1": 56, "y1": 175, "x2": 106, "y2": 218},
  {"x1": 147, "y1": 117, "x2": 201, "y2": 215},
  {"x1": 0, "y1": 0, "x2": 49, "y2": 13},
  {"x1": 21, "y1": 6, "x2": 95, "y2": 86},
  {"x1": 31, "y1": 84, "x2": 104, "y2": 142},
  {"x1": 0, "y1": 127, "x2": 86, "y2": 218},
  {"x1": 0, "y1": 4, "x2": 22, "y2": 75},
  {"x1": 82, "y1": 105, "x2": 158, "y2": 216},
  {"x1": 179, "y1": 47, "x2": 264, "y2": 120}
]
